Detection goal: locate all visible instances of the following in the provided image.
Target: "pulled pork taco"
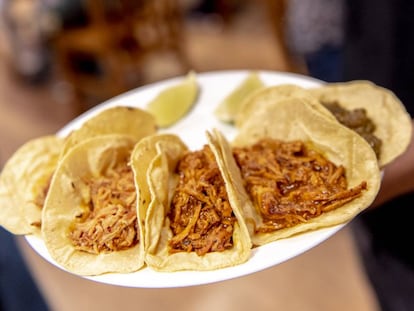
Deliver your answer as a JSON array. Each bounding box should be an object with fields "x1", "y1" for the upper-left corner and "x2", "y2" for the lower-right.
[
  {"x1": 0, "y1": 135, "x2": 63, "y2": 236},
  {"x1": 308, "y1": 80, "x2": 412, "y2": 167},
  {"x1": 0, "y1": 106, "x2": 157, "y2": 238},
  {"x1": 42, "y1": 134, "x2": 144, "y2": 275},
  {"x1": 131, "y1": 133, "x2": 251, "y2": 271},
  {"x1": 210, "y1": 97, "x2": 381, "y2": 246}
]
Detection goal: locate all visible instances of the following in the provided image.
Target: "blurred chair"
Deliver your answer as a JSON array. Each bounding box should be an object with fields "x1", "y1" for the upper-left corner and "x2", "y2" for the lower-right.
[{"x1": 49, "y1": 0, "x2": 190, "y2": 113}]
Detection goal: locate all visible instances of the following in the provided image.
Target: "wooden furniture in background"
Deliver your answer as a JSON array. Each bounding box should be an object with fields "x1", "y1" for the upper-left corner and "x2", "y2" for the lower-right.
[{"x1": 50, "y1": 0, "x2": 190, "y2": 113}]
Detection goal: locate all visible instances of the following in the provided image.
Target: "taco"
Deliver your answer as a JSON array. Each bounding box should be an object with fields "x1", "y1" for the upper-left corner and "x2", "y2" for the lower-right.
[
  {"x1": 42, "y1": 134, "x2": 144, "y2": 275},
  {"x1": 0, "y1": 107, "x2": 157, "y2": 238},
  {"x1": 0, "y1": 135, "x2": 63, "y2": 235},
  {"x1": 131, "y1": 133, "x2": 251, "y2": 271},
  {"x1": 210, "y1": 97, "x2": 381, "y2": 246},
  {"x1": 308, "y1": 80, "x2": 412, "y2": 167},
  {"x1": 235, "y1": 84, "x2": 337, "y2": 128},
  {"x1": 61, "y1": 106, "x2": 157, "y2": 156}
]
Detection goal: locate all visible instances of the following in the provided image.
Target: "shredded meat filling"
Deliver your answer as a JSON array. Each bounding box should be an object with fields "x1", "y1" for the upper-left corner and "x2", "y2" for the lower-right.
[
  {"x1": 69, "y1": 159, "x2": 138, "y2": 254},
  {"x1": 168, "y1": 145, "x2": 236, "y2": 256},
  {"x1": 321, "y1": 100, "x2": 382, "y2": 159},
  {"x1": 233, "y1": 139, "x2": 367, "y2": 233}
]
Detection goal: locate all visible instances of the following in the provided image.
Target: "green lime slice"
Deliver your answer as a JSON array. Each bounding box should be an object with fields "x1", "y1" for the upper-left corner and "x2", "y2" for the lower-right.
[
  {"x1": 214, "y1": 71, "x2": 265, "y2": 123},
  {"x1": 146, "y1": 71, "x2": 199, "y2": 128}
]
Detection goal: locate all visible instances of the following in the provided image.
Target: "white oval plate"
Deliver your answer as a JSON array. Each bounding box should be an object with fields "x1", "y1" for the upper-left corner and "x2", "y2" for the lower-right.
[{"x1": 25, "y1": 70, "x2": 344, "y2": 288}]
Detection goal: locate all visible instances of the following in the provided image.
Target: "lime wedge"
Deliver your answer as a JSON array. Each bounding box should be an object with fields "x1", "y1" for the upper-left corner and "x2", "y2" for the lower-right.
[
  {"x1": 146, "y1": 71, "x2": 199, "y2": 128},
  {"x1": 214, "y1": 71, "x2": 265, "y2": 123}
]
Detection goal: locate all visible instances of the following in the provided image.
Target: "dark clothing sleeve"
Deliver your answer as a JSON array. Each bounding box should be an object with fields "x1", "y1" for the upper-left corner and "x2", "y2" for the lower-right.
[
  {"x1": 344, "y1": 0, "x2": 414, "y2": 116},
  {"x1": 345, "y1": 2, "x2": 414, "y2": 310},
  {"x1": 0, "y1": 228, "x2": 49, "y2": 311}
]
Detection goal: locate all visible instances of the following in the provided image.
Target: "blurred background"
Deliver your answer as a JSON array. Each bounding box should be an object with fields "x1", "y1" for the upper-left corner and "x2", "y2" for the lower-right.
[
  {"x1": 0, "y1": 0, "x2": 304, "y2": 159},
  {"x1": 0, "y1": 1, "x2": 380, "y2": 310}
]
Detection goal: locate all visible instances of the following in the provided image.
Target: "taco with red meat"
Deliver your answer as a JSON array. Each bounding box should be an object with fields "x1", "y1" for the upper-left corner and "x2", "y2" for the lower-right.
[
  {"x1": 42, "y1": 134, "x2": 144, "y2": 275},
  {"x1": 210, "y1": 96, "x2": 381, "y2": 246},
  {"x1": 0, "y1": 106, "x2": 157, "y2": 239},
  {"x1": 131, "y1": 133, "x2": 251, "y2": 271}
]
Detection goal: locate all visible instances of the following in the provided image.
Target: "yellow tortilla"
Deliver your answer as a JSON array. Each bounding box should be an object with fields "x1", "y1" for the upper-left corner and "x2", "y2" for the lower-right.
[
  {"x1": 0, "y1": 135, "x2": 63, "y2": 235},
  {"x1": 212, "y1": 96, "x2": 381, "y2": 246},
  {"x1": 235, "y1": 84, "x2": 336, "y2": 128},
  {"x1": 61, "y1": 106, "x2": 157, "y2": 156},
  {"x1": 131, "y1": 133, "x2": 251, "y2": 271},
  {"x1": 0, "y1": 106, "x2": 156, "y2": 238},
  {"x1": 42, "y1": 135, "x2": 144, "y2": 275},
  {"x1": 308, "y1": 80, "x2": 412, "y2": 167}
]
